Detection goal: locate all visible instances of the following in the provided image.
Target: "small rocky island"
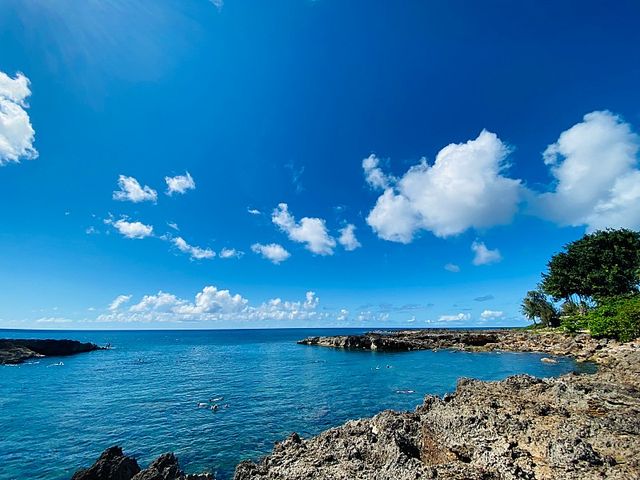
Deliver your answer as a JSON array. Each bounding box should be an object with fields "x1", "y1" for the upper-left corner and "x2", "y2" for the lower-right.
[{"x1": 0, "y1": 338, "x2": 103, "y2": 364}]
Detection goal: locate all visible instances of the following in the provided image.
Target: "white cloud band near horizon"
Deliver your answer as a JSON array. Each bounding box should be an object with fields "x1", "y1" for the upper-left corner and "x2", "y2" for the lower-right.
[{"x1": 100, "y1": 286, "x2": 325, "y2": 323}]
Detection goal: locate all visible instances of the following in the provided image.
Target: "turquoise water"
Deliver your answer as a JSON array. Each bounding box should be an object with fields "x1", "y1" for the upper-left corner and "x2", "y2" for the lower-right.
[{"x1": 0, "y1": 329, "x2": 589, "y2": 480}]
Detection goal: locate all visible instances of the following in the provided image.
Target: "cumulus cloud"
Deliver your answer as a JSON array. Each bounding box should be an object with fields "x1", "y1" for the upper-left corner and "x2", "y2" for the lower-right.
[
  {"x1": 0, "y1": 71, "x2": 37, "y2": 165},
  {"x1": 471, "y1": 241, "x2": 502, "y2": 266},
  {"x1": 362, "y1": 154, "x2": 393, "y2": 190},
  {"x1": 251, "y1": 243, "x2": 290, "y2": 264},
  {"x1": 173, "y1": 286, "x2": 247, "y2": 315},
  {"x1": 534, "y1": 111, "x2": 640, "y2": 231},
  {"x1": 98, "y1": 286, "x2": 328, "y2": 323},
  {"x1": 444, "y1": 263, "x2": 460, "y2": 272},
  {"x1": 165, "y1": 172, "x2": 195, "y2": 196},
  {"x1": 365, "y1": 131, "x2": 522, "y2": 241},
  {"x1": 109, "y1": 218, "x2": 153, "y2": 239},
  {"x1": 272, "y1": 203, "x2": 336, "y2": 255},
  {"x1": 172, "y1": 236, "x2": 215, "y2": 260},
  {"x1": 338, "y1": 224, "x2": 361, "y2": 251},
  {"x1": 108, "y1": 294, "x2": 132, "y2": 311},
  {"x1": 130, "y1": 291, "x2": 181, "y2": 312},
  {"x1": 219, "y1": 248, "x2": 244, "y2": 259},
  {"x1": 438, "y1": 313, "x2": 471, "y2": 322},
  {"x1": 480, "y1": 309, "x2": 504, "y2": 319},
  {"x1": 337, "y1": 309, "x2": 349, "y2": 321},
  {"x1": 113, "y1": 175, "x2": 157, "y2": 203}
]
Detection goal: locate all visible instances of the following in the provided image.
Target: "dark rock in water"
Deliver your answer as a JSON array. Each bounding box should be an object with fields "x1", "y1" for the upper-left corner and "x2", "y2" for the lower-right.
[
  {"x1": 71, "y1": 446, "x2": 141, "y2": 480},
  {"x1": 72, "y1": 447, "x2": 214, "y2": 480},
  {"x1": 0, "y1": 338, "x2": 103, "y2": 365}
]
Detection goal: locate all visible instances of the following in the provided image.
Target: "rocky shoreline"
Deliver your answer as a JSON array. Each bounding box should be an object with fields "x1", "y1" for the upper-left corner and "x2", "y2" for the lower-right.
[
  {"x1": 0, "y1": 338, "x2": 103, "y2": 364},
  {"x1": 72, "y1": 330, "x2": 640, "y2": 480},
  {"x1": 298, "y1": 329, "x2": 609, "y2": 361}
]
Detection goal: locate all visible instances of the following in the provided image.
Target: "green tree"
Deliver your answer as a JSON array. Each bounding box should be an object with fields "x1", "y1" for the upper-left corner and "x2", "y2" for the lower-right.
[
  {"x1": 540, "y1": 229, "x2": 640, "y2": 304},
  {"x1": 521, "y1": 290, "x2": 560, "y2": 327}
]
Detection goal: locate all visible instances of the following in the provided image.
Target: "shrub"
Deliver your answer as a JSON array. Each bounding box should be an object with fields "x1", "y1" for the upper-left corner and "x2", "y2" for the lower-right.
[
  {"x1": 560, "y1": 314, "x2": 589, "y2": 334},
  {"x1": 587, "y1": 295, "x2": 640, "y2": 342}
]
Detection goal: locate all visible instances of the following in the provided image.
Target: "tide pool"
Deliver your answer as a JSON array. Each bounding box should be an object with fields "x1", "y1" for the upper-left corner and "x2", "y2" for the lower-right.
[{"x1": 0, "y1": 329, "x2": 590, "y2": 480}]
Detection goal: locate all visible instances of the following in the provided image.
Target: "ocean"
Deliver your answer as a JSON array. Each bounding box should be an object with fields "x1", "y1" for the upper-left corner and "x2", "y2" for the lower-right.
[{"x1": 0, "y1": 329, "x2": 591, "y2": 480}]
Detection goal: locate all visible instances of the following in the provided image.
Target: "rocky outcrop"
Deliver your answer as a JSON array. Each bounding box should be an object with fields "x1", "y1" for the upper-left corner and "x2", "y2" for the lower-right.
[
  {"x1": 299, "y1": 329, "x2": 608, "y2": 361},
  {"x1": 72, "y1": 447, "x2": 214, "y2": 480},
  {"x1": 0, "y1": 338, "x2": 103, "y2": 364},
  {"x1": 71, "y1": 447, "x2": 141, "y2": 480},
  {"x1": 234, "y1": 340, "x2": 640, "y2": 480}
]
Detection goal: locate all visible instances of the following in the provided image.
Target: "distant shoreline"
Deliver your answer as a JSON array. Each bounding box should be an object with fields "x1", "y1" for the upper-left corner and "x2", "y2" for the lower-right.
[{"x1": 0, "y1": 338, "x2": 103, "y2": 365}]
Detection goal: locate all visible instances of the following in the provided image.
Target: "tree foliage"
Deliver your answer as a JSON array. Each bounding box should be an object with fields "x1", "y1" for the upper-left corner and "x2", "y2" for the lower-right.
[
  {"x1": 562, "y1": 295, "x2": 640, "y2": 341},
  {"x1": 540, "y1": 229, "x2": 640, "y2": 303},
  {"x1": 521, "y1": 290, "x2": 559, "y2": 327}
]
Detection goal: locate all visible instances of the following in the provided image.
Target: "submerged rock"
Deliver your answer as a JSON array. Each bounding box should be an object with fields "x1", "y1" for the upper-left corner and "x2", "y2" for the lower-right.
[{"x1": 0, "y1": 338, "x2": 103, "y2": 365}]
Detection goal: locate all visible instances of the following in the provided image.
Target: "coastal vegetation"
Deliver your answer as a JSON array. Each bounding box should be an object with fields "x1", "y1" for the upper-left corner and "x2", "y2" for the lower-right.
[{"x1": 522, "y1": 228, "x2": 640, "y2": 341}]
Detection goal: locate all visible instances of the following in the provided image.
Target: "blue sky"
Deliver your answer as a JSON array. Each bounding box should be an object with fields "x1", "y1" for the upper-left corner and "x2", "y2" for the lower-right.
[{"x1": 1, "y1": 0, "x2": 639, "y2": 329}]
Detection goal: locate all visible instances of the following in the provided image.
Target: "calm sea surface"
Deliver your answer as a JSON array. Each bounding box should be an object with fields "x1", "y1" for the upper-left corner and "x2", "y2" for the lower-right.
[{"x1": 0, "y1": 329, "x2": 591, "y2": 480}]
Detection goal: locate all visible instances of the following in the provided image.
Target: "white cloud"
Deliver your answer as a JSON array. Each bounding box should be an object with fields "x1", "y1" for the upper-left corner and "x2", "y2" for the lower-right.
[
  {"x1": 356, "y1": 311, "x2": 390, "y2": 323},
  {"x1": 534, "y1": 111, "x2": 640, "y2": 231},
  {"x1": 165, "y1": 172, "x2": 196, "y2": 196},
  {"x1": 108, "y1": 294, "x2": 132, "y2": 311},
  {"x1": 251, "y1": 243, "x2": 290, "y2": 264},
  {"x1": 272, "y1": 203, "x2": 336, "y2": 255},
  {"x1": 365, "y1": 130, "x2": 522, "y2": 241},
  {"x1": 219, "y1": 248, "x2": 244, "y2": 259},
  {"x1": 130, "y1": 291, "x2": 181, "y2": 312},
  {"x1": 471, "y1": 241, "x2": 502, "y2": 266},
  {"x1": 363, "y1": 154, "x2": 393, "y2": 190},
  {"x1": 35, "y1": 317, "x2": 72, "y2": 324},
  {"x1": 210, "y1": 0, "x2": 224, "y2": 11},
  {"x1": 0, "y1": 71, "x2": 37, "y2": 165},
  {"x1": 113, "y1": 175, "x2": 157, "y2": 203},
  {"x1": 109, "y1": 218, "x2": 153, "y2": 239},
  {"x1": 172, "y1": 236, "x2": 215, "y2": 260},
  {"x1": 337, "y1": 309, "x2": 349, "y2": 321},
  {"x1": 480, "y1": 309, "x2": 504, "y2": 319},
  {"x1": 173, "y1": 286, "x2": 247, "y2": 315},
  {"x1": 444, "y1": 263, "x2": 460, "y2": 272},
  {"x1": 167, "y1": 222, "x2": 179, "y2": 231},
  {"x1": 438, "y1": 313, "x2": 471, "y2": 322},
  {"x1": 98, "y1": 286, "x2": 328, "y2": 323},
  {"x1": 338, "y1": 224, "x2": 361, "y2": 251},
  {"x1": 248, "y1": 208, "x2": 261, "y2": 215},
  {"x1": 366, "y1": 188, "x2": 419, "y2": 243}
]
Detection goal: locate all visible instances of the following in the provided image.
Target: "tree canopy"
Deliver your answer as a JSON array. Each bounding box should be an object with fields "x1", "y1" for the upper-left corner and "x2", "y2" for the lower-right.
[
  {"x1": 540, "y1": 229, "x2": 640, "y2": 303},
  {"x1": 521, "y1": 290, "x2": 559, "y2": 327}
]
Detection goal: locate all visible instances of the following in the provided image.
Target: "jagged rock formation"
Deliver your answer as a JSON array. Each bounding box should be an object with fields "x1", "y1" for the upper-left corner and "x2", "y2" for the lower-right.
[
  {"x1": 71, "y1": 447, "x2": 141, "y2": 480},
  {"x1": 71, "y1": 447, "x2": 214, "y2": 480},
  {"x1": 234, "y1": 340, "x2": 640, "y2": 480},
  {"x1": 299, "y1": 330, "x2": 608, "y2": 361},
  {"x1": 0, "y1": 338, "x2": 103, "y2": 364}
]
